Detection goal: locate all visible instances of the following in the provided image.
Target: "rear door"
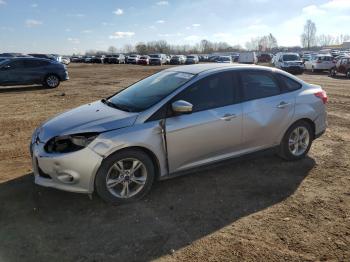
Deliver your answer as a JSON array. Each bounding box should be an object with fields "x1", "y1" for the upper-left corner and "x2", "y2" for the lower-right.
[
  {"x1": 165, "y1": 71, "x2": 243, "y2": 173},
  {"x1": 239, "y1": 70, "x2": 295, "y2": 151}
]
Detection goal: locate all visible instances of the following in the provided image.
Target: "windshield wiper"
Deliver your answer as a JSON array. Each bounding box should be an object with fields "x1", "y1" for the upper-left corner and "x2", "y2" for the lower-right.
[{"x1": 101, "y1": 98, "x2": 133, "y2": 112}]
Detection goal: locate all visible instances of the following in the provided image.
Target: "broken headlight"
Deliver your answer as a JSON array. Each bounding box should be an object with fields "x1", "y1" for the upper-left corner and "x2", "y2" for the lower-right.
[{"x1": 45, "y1": 133, "x2": 98, "y2": 153}]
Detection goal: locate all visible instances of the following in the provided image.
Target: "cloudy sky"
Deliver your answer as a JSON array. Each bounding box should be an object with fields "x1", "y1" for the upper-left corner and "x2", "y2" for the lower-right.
[{"x1": 0, "y1": 0, "x2": 349, "y2": 54}]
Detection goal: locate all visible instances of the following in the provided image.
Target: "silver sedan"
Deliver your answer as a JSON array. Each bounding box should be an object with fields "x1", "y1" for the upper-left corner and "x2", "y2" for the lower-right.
[{"x1": 30, "y1": 64, "x2": 327, "y2": 204}]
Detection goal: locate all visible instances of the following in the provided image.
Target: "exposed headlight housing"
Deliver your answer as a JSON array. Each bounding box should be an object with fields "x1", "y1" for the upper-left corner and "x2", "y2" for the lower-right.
[{"x1": 45, "y1": 133, "x2": 98, "y2": 153}]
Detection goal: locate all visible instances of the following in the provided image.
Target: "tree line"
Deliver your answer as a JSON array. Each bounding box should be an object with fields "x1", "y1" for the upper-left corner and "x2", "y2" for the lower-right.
[{"x1": 82, "y1": 20, "x2": 349, "y2": 56}]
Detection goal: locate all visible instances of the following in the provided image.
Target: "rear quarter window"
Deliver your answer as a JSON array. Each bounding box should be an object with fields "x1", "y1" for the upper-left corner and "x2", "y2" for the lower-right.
[{"x1": 276, "y1": 74, "x2": 302, "y2": 92}]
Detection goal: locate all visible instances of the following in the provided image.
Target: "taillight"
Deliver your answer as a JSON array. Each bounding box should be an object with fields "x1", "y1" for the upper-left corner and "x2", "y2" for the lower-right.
[
  {"x1": 314, "y1": 90, "x2": 328, "y2": 104},
  {"x1": 316, "y1": 60, "x2": 322, "y2": 63}
]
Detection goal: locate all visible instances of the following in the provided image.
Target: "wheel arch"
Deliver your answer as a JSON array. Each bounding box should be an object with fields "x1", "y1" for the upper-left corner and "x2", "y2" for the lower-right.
[{"x1": 281, "y1": 118, "x2": 316, "y2": 143}]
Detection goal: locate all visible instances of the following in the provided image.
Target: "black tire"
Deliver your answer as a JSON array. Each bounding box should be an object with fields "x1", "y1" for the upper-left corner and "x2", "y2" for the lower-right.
[
  {"x1": 95, "y1": 149, "x2": 155, "y2": 204},
  {"x1": 347, "y1": 70, "x2": 350, "y2": 79},
  {"x1": 311, "y1": 66, "x2": 316, "y2": 73},
  {"x1": 329, "y1": 67, "x2": 336, "y2": 77},
  {"x1": 43, "y1": 74, "x2": 60, "y2": 88},
  {"x1": 278, "y1": 120, "x2": 313, "y2": 161}
]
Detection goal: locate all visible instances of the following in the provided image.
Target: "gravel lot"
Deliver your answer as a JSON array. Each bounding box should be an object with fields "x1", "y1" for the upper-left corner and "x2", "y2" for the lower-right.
[{"x1": 0, "y1": 63, "x2": 349, "y2": 262}]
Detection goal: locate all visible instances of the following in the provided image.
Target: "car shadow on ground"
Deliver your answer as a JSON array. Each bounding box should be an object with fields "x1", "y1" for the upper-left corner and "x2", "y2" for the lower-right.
[
  {"x1": 0, "y1": 85, "x2": 45, "y2": 93},
  {"x1": 0, "y1": 152, "x2": 315, "y2": 262}
]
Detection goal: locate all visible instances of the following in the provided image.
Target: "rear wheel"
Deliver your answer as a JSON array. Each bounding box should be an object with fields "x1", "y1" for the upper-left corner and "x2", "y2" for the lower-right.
[
  {"x1": 278, "y1": 121, "x2": 313, "y2": 161},
  {"x1": 44, "y1": 74, "x2": 60, "y2": 88},
  {"x1": 329, "y1": 67, "x2": 337, "y2": 77},
  {"x1": 347, "y1": 70, "x2": 350, "y2": 79},
  {"x1": 95, "y1": 149, "x2": 155, "y2": 204}
]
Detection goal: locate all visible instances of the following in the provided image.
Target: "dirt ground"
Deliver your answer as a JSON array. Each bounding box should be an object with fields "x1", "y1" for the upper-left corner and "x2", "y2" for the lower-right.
[{"x1": 0, "y1": 63, "x2": 349, "y2": 262}]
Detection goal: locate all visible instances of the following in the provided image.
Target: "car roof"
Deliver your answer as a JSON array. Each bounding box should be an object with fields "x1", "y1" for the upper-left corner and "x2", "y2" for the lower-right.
[
  {"x1": 165, "y1": 63, "x2": 270, "y2": 74},
  {"x1": 8, "y1": 57, "x2": 54, "y2": 62}
]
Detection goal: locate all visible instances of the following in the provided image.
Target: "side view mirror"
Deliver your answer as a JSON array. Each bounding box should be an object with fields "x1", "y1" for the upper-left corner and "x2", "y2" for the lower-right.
[{"x1": 172, "y1": 100, "x2": 193, "y2": 114}]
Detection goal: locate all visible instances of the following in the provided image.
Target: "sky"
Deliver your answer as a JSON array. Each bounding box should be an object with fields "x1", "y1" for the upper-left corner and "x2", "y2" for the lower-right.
[{"x1": 0, "y1": 0, "x2": 349, "y2": 54}]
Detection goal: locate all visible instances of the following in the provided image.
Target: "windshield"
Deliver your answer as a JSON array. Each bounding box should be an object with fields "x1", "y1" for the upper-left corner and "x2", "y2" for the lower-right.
[
  {"x1": 0, "y1": 59, "x2": 9, "y2": 65},
  {"x1": 149, "y1": 54, "x2": 160, "y2": 58},
  {"x1": 283, "y1": 54, "x2": 300, "y2": 61},
  {"x1": 108, "y1": 71, "x2": 195, "y2": 112},
  {"x1": 187, "y1": 56, "x2": 195, "y2": 58}
]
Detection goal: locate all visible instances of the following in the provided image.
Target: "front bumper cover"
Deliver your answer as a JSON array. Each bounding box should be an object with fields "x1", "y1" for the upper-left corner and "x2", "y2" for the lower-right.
[{"x1": 31, "y1": 142, "x2": 103, "y2": 193}]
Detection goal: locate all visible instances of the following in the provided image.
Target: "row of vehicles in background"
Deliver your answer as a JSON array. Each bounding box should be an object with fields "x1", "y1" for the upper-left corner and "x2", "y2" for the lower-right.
[
  {"x1": 271, "y1": 50, "x2": 350, "y2": 77},
  {"x1": 0, "y1": 52, "x2": 71, "y2": 65}
]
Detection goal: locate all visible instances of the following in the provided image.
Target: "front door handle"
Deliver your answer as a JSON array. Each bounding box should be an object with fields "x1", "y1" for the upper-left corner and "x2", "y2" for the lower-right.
[
  {"x1": 276, "y1": 101, "x2": 291, "y2": 109},
  {"x1": 220, "y1": 113, "x2": 237, "y2": 121}
]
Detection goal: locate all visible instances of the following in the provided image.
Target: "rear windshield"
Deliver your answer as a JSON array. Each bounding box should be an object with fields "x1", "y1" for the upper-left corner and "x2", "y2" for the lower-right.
[{"x1": 283, "y1": 54, "x2": 300, "y2": 61}]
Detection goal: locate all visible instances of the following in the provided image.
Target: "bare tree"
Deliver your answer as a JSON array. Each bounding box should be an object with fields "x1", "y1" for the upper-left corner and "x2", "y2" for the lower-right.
[
  {"x1": 122, "y1": 44, "x2": 134, "y2": 53},
  {"x1": 135, "y1": 42, "x2": 147, "y2": 54},
  {"x1": 107, "y1": 46, "x2": 117, "y2": 54},
  {"x1": 317, "y1": 34, "x2": 335, "y2": 47},
  {"x1": 301, "y1": 20, "x2": 317, "y2": 50}
]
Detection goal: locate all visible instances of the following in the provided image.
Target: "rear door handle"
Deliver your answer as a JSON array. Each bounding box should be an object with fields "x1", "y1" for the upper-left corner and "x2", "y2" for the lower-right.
[
  {"x1": 276, "y1": 101, "x2": 291, "y2": 109},
  {"x1": 220, "y1": 113, "x2": 237, "y2": 121}
]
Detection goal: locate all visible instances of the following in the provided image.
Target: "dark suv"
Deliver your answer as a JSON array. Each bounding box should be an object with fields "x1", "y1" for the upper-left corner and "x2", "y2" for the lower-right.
[
  {"x1": 330, "y1": 56, "x2": 350, "y2": 78},
  {"x1": 0, "y1": 57, "x2": 69, "y2": 88}
]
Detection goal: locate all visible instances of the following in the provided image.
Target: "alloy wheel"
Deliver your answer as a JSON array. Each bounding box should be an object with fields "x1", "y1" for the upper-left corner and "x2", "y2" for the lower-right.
[
  {"x1": 288, "y1": 126, "x2": 310, "y2": 156},
  {"x1": 105, "y1": 158, "x2": 147, "y2": 199},
  {"x1": 46, "y1": 75, "x2": 59, "y2": 87}
]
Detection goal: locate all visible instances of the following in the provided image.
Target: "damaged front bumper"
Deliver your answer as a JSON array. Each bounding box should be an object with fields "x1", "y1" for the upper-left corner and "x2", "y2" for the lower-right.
[{"x1": 30, "y1": 141, "x2": 103, "y2": 194}]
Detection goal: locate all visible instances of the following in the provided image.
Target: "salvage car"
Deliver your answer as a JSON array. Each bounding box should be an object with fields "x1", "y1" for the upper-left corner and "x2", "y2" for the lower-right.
[
  {"x1": 30, "y1": 64, "x2": 327, "y2": 204},
  {"x1": 0, "y1": 57, "x2": 68, "y2": 88},
  {"x1": 170, "y1": 55, "x2": 186, "y2": 65},
  {"x1": 127, "y1": 54, "x2": 140, "y2": 64},
  {"x1": 304, "y1": 55, "x2": 335, "y2": 73},
  {"x1": 329, "y1": 56, "x2": 350, "y2": 78},
  {"x1": 149, "y1": 54, "x2": 167, "y2": 65},
  {"x1": 185, "y1": 55, "x2": 199, "y2": 64},
  {"x1": 274, "y1": 53, "x2": 304, "y2": 74},
  {"x1": 138, "y1": 55, "x2": 150, "y2": 65}
]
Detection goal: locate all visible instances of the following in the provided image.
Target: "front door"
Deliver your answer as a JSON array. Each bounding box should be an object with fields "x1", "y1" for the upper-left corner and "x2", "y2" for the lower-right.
[{"x1": 165, "y1": 71, "x2": 243, "y2": 173}]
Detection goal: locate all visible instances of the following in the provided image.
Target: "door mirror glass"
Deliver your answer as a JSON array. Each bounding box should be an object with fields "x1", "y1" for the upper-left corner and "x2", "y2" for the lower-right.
[{"x1": 172, "y1": 100, "x2": 193, "y2": 114}]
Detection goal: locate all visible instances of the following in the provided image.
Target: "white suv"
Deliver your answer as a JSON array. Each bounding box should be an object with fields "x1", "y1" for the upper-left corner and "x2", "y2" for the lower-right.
[
  {"x1": 274, "y1": 53, "x2": 304, "y2": 74},
  {"x1": 304, "y1": 55, "x2": 335, "y2": 73}
]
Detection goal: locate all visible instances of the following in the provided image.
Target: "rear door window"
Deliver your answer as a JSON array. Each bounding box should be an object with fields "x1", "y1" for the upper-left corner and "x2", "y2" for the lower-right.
[
  {"x1": 276, "y1": 74, "x2": 302, "y2": 92},
  {"x1": 239, "y1": 71, "x2": 280, "y2": 101}
]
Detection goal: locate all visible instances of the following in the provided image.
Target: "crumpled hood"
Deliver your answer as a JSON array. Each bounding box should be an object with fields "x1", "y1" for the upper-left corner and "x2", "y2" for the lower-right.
[{"x1": 38, "y1": 100, "x2": 138, "y2": 142}]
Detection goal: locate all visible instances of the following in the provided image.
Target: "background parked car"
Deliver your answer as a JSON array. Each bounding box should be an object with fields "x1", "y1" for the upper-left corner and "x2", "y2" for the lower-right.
[
  {"x1": 304, "y1": 55, "x2": 335, "y2": 73},
  {"x1": 0, "y1": 57, "x2": 68, "y2": 88},
  {"x1": 216, "y1": 56, "x2": 232, "y2": 63},
  {"x1": 274, "y1": 52, "x2": 304, "y2": 74},
  {"x1": 108, "y1": 54, "x2": 126, "y2": 64},
  {"x1": 92, "y1": 55, "x2": 105, "y2": 64},
  {"x1": 185, "y1": 55, "x2": 199, "y2": 64},
  {"x1": 127, "y1": 54, "x2": 140, "y2": 64},
  {"x1": 61, "y1": 57, "x2": 70, "y2": 65},
  {"x1": 149, "y1": 54, "x2": 167, "y2": 65},
  {"x1": 84, "y1": 56, "x2": 93, "y2": 63},
  {"x1": 138, "y1": 55, "x2": 150, "y2": 65},
  {"x1": 170, "y1": 55, "x2": 186, "y2": 65},
  {"x1": 28, "y1": 53, "x2": 56, "y2": 61},
  {"x1": 238, "y1": 52, "x2": 258, "y2": 64},
  {"x1": 330, "y1": 56, "x2": 350, "y2": 78},
  {"x1": 70, "y1": 56, "x2": 84, "y2": 63},
  {"x1": 258, "y1": 53, "x2": 272, "y2": 63}
]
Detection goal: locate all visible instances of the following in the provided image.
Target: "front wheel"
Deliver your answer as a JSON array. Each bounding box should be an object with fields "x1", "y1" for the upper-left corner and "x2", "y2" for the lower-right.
[
  {"x1": 278, "y1": 121, "x2": 313, "y2": 161},
  {"x1": 44, "y1": 74, "x2": 60, "y2": 88},
  {"x1": 347, "y1": 70, "x2": 350, "y2": 79},
  {"x1": 95, "y1": 149, "x2": 155, "y2": 204}
]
